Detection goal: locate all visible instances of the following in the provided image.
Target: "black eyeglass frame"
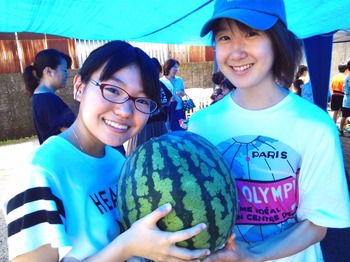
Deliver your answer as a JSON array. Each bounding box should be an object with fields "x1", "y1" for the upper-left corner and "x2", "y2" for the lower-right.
[{"x1": 88, "y1": 79, "x2": 158, "y2": 114}]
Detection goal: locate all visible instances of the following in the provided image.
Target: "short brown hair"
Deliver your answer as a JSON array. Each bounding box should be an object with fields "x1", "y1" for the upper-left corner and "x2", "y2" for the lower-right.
[{"x1": 163, "y1": 58, "x2": 180, "y2": 76}]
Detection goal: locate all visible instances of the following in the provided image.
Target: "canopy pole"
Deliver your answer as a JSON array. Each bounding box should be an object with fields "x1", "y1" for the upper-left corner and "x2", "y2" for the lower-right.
[{"x1": 303, "y1": 34, "x2": 334, "y2": 111}]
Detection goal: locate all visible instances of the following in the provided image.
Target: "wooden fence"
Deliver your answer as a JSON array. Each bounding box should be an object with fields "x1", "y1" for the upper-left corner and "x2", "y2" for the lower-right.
[{"x1": 0, "y1": 33, "x2": 214, "y2": 74}]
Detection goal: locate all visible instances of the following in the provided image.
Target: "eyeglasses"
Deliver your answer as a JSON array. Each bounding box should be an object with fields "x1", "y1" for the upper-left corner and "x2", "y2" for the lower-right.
[{"x1": 89, "y1": 79, "x2": 158, "y2": 114}]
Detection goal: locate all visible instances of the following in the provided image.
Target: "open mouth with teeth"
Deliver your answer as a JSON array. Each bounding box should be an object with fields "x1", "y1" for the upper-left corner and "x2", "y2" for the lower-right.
[
  {"x1": 105, "y1": 119, "x2": 128, "y2": 130},
  {"x1": 232, "y1": 63, "x2": 253, "y2": 71}
]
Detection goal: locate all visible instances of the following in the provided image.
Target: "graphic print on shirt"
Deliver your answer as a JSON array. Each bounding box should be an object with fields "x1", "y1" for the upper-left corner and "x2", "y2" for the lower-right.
[
  {"x1": 89, "y1": 184, "x2": 118, "y2": 215},
  {"x1": 217, "y1": 135, "x2": 301, "y2": 244},
  {"x1": 160, "y1": 87, "x2": 168, "y2": 106}
]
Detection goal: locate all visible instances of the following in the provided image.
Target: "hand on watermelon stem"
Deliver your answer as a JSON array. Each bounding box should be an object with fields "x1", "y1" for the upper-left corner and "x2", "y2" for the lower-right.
[{"x1": 123, "y1": 203, "x2": 210, "y2": 261}]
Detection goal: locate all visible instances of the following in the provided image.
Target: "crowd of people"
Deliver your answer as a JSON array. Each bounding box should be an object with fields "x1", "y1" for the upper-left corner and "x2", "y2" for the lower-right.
[
  {"x1": 2, "y1": 0, "x2": 350, "y2": 261},
  {"x1": 291, "y1": 61, "x2": 350, "y2": 136}
]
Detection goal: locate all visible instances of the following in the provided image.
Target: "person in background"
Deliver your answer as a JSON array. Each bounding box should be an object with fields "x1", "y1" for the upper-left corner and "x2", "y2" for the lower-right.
[
  {"x1": 210, "y1": 87, "x2": 224, "y2": 104},
  {"x1": 301, "y1": 81, "x2": 314, "y2": 103},
  {"x1": 23, "y1": 49, "x2": 76, "y2": 144},
  {"x1": 3, "y1": 41, "x2": 209, "y2": 261},
  {"x1": 330, "y1": 62, "x2": 348, "y2": 124},
  {"x1": 339, "y1": 60, "x2": 350, "y2": 136},
  {"x1": 292, "y1": 65, "x2": 308, "y2": 96},
  {"x1": 210, "y1": 71, "x2": 225, "y2": 103},
  {"x1": 160, "y1": 58, "x2": 187, "y2": 131},
  {"x1": 160, "y1": 58, "x2": 185, "y2": 95},
  {"x1": 212, "y1": 71, "x2": 225, "y2": 89},
  {"x1": 168, "y1": 85, "x2": 187, "y2": 131},
  {"x1": 211, "y1": 78, "x2": 236, "y2": 105},
  {"x1": 126, "y1": 57, "x2": 172, "y2": 156},
  {"x1": 221, "y1": 78, "x2": 236, "y2": 96},
  {"x1": 189, "y1": 0, "x2": 350, "y2": 261}
]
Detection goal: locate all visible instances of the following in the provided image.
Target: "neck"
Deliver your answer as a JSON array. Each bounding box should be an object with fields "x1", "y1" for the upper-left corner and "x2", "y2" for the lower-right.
[
  {"x1": 35, "y1": 84, "x2": 56, "y2": 94},
  {"x1": 232, "y1": 84, "x2": 288, "y2": 110},
  {"x1": 166, "y1": 75, "x2": 175, "y2": 80},
  {"x1": 72, "y1": 125, "x2": 84, "y2": 152},
  {"x1": 64, "y1": 125, "x2": 105, "y2": 158}
]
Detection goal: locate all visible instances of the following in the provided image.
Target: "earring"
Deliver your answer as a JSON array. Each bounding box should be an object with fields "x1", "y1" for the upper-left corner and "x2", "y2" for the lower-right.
[{"x1": 74, "y1": 89, "x2": 82, "y2": 99}]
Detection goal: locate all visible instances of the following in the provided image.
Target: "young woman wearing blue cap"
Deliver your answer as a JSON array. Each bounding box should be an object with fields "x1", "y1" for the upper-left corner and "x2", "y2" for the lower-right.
[
  {"x1": 3, "y1": 41, "x2": 209, "y2": 262},
  {"x1": 189, "y1": 0, "x2": 350, "y2": 261}
]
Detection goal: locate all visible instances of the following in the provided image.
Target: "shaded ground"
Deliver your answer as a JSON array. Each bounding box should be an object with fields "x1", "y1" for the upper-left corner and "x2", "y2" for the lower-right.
[{"x1": 0, "y1": 136, "x2": 349, "y2": 262}]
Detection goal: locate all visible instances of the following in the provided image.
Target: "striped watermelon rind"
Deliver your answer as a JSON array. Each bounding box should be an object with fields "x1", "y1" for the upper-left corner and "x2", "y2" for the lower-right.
[{"x1": 117, "y1": 131, "x2": 237, "y2": 252}]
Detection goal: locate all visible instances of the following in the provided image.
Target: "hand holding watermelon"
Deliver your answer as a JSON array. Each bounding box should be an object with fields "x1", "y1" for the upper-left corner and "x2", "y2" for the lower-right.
[
  {"x1": 117, "y1": 131, "x2": 238, "y2": 258},
  {"x1": 119, "y1": 202, "x2": 210, "y2": 261},
  {"x1": 201, "y1": 234, "x2": 255, "y2": 262}
]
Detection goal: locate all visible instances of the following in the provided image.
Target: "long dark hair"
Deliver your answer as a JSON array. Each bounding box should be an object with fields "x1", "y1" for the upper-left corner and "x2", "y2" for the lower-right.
[
  {"x1": 212, "y1": 19, "x2": 302, "y2": 87},
  {"x1": 78, "y1": 41, "x2": 160, "y2": 105},
  {"x1": 23, "y1": 49, "x2": 72, "y2": 96}
]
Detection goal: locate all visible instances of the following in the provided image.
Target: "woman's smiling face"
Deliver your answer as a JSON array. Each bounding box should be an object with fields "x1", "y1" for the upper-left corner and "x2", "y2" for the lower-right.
[
  {"x1": 214, "y1": 19, "x2": 275, "y2": 91},
  {"x1": 76, "y1": 64, "x2": 150, "y2": 149}
]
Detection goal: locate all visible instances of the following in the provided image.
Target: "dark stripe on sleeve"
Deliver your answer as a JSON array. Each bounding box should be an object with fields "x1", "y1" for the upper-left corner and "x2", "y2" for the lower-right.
[
  {"x1": 6, "y1": 187, "x2": 65, "y2": 218},
  {"x1": 7, "y1": 210, "x2": 63, "y2": 237}
]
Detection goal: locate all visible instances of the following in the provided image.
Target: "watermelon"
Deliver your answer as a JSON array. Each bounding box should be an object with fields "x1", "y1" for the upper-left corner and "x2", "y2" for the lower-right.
[{"x1": 117, "y1": 131, "x2": 237, "y2": 253}]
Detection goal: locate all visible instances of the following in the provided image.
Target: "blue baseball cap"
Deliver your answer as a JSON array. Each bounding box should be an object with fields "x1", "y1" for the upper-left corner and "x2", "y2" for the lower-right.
[{"x1": 200, "y1": 0, "x2": 287, "y2": 37}]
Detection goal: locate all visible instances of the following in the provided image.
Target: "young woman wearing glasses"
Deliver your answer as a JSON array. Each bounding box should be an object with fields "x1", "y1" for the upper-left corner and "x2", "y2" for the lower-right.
[{"x1": 3, "y1": 41, "x2": 209, "y2": 262}]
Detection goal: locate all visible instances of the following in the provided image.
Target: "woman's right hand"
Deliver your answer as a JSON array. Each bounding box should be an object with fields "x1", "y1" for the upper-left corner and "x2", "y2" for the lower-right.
[
  {"x1": 121, "y1": 203, "x2": 210, "y2": 261},
  {"x1": 202, "y1": 234, "x2": 256, "y2": 262}
]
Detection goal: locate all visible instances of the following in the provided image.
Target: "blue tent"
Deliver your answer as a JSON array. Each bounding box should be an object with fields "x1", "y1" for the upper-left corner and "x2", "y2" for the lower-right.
[{"x1": 1, "y1": 0, "x2": 350, "y2": 110}]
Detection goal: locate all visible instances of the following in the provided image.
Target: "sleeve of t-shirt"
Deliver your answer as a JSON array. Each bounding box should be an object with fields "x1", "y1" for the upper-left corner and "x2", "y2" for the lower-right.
[
  {"x1": 296, "y1": 115, "x2": 350, "y2": 228},
  {"x1": 44, "y1": 96, "x2": 75, "y2": 132},
  {"x1": 3, "y1": 163, "x2": 71, "y2": 260}
]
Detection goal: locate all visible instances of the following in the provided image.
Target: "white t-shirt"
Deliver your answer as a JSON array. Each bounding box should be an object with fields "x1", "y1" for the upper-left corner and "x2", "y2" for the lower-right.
[
  {"x1": 3, "y1": 136, "x2": 125, "y2": 261},
  {"x1": 188, "y1": 92, "x2": 350, "y2": 261}
]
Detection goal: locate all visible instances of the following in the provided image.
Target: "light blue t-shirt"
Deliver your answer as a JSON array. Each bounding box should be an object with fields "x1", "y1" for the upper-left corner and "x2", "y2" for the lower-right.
[
  {"x1": 301, "y1": 82, "x2": 314, "y2": 103},
  {"x1": 3, "y1": 136, "x2": 125, "y2": 260},
  {"x1": 343, "y1": 74, "x2": 350, "y2": 108}
]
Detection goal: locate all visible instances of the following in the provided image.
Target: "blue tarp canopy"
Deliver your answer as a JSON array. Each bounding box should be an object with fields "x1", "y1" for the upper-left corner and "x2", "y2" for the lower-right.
[
  {"x1": 1, "y1": 0, "x2": 350, "y2": 110},
  {"x1": 0, "y1": 0, "x2": 349, "y2": 45}
]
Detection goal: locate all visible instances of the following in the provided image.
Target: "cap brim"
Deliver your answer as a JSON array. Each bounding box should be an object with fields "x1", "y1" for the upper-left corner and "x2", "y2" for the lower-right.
[{"x1": 200, "y1": 9, "x2": 278, "y2": 37}]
